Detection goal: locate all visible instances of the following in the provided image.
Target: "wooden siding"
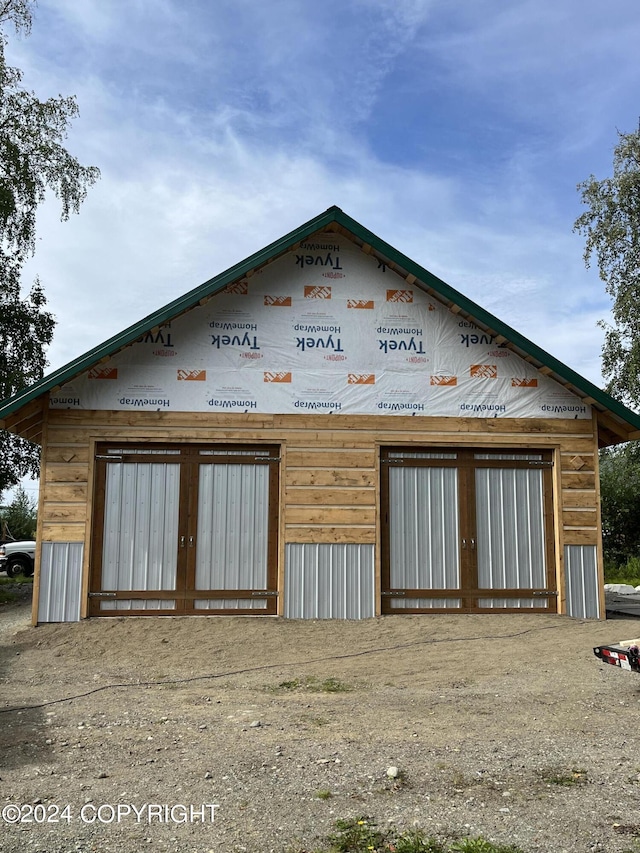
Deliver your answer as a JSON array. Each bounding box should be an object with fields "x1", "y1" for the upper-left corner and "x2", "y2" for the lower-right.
[
  {"x1": 39, "y1": 409, "x2": 601, "y2": 615},
  {"x1": 559, "y1": 444, "x2": 598, "y2": 546}
]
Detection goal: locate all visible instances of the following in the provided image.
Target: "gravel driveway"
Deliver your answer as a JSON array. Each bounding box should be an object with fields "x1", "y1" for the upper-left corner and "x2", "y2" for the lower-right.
[{"x1": 1, "y1": 603, "x2": 640, "y2": 853}]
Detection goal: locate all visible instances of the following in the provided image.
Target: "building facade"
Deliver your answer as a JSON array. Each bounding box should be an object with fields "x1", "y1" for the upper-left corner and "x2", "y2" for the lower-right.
[{"x1": 2, "y1": 208, "x2": 638, "y2": 623}]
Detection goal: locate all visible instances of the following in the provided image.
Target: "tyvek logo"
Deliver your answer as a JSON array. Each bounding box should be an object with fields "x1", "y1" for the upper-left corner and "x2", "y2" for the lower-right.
[
  {"x1": 348, "y1": 373, "x2": 375, "y2": 385},
  {"x1": 264, "y1": 372, "x2": 292, "y2": 383},
  {"x1": 386, "y1": 289, "x2": 413, "y2": 303},
  {"x1": 224, "y1": 281, "x2": 248, "y2": 294},
  {"x1": 177, "y1": 370, "x2": 206, "y2": 381},
  {"x1": 264, "y1": 295, "x2": 292, "y2": 306},
  {"x1": 430, "y1": 375, "x2": 457, "y2": 386},
  {"x1": 304, "y1": 285, "x2": 331, "y2": 299},
  {"x1": 512, "y1": 377, "x2": 538, "y2": 388},
  {"x1": 347, "y1": 299, "x2": 374, "y2": 309},
  {"x1": 88, "y1": 367, "x2": 118, "y2": 380},
  {"x1": 470, "y1": 365, "x2": 497, "y2": 379}
]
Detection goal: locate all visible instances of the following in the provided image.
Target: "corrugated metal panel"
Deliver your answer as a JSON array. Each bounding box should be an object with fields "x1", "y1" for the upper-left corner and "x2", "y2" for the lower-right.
[
  {"x1": 476, "y1": 468, "x2": 545, "y2": 591},
  {"x1": 194, "y1": 599, "x2": 268, "y2": 610},
  {"x1": 389, "y1": 466, "x2": 460, "y2": 590},
  {"x1": 100, "y1": 600, "x2": 176, "y2": 611},
  {"x1": 195, "y1": 463, "x2": 269, "y2": 591},
  {"x1": 390, "y1": 598, "x2": 461, "y2": 609},
  {"x1": 478, "y1": 597, "x2": 547, "y2": 609},
  {"x1": 388, "y1": 451, "x2": 457, "y2": 459},
  {"x1": 102, "y1": 462, "x2": 180, "y2": 597},
  {"x1": 474, "y1": 453, "x2": 543, "y2": 461},
  {"x1": 565, "y1": 545, "x2": 600, "y2": 618},
  {"x1": 285, "y1": 544, "x2": 375, "y2": 619},
  {"x1": 38, "y1": 543, "x2": 83, "y2": 623}
]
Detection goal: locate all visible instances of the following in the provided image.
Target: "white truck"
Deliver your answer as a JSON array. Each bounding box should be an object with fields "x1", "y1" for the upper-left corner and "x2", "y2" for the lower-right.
[{"x1": 0, "y1": 540, "x2": 36, "y2": 578}]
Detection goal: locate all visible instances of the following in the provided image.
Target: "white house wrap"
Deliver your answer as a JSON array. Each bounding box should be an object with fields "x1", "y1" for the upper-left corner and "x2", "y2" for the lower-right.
[{"x1": 51, "y1": 235, "x2": 589, "y2": 421}]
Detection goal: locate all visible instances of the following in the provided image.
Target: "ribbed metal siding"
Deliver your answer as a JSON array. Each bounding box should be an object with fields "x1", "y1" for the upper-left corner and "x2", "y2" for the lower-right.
[
  {"x1": 194, "y1": 599, "x2": 268, "y2": 610},
  {"x1": 565, "y1": 545, "x2": 600, "y2": 618},
  {"x1": 477, "y1": 597, "x2": 547, "y2": 610},
  {"x1": 389, "y1": 466, "x2": 460, "y2": 592},
  {"x1": 100, "y1": 599, "x2": 176, "y2": 611},
  {"x1": 195, "y1": 463, "x2": 269, "y2": 591},
  {"x1": 390, "y1": 598, "x2": 462, "y2": 609},
  {"x1": 285, "y1": 544, "x2": 375, "y2": 619},
  {"x1": 38, "y1": 543, "x2": 83, "y2": 623},
  {"x1": 101, "y1": 462, "x2": 180, "y2": 610},
  {"x1": 476, "y1": 467, "x2": 545, "y2": 608}
]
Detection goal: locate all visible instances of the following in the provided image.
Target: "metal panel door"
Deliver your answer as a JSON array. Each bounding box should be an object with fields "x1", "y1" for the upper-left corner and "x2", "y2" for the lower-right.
[
  {"x1": 92, "y1": 451, "x2": 181, "y2": 613},
  {"x1": 90, "y1": 445, "x2": 279, "y2": 615},
  {"x1": 475, "y1": 466, "x2": 547, "y2": 608},
  {"x1": 386, "y1": 462, "x2": 461, "y2": 610},
  {"x1": 382, "y1": 447, "x2": 556, "y2": 613},
  {"x1": 193, "y1": 455, "x2": 276, "y2": 611},
  {"x1": 381, "y1": 450, "x2": 462, "y2": 612}
]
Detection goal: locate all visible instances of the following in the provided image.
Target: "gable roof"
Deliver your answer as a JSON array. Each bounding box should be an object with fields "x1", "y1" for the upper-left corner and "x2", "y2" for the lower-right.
[{"x1": 2, "y1": 205, "x2": 639, "y2": 446}]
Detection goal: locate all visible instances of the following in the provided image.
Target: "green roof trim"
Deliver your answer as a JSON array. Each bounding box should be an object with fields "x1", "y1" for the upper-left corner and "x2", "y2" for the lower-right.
[{"x1": 2, "y1": 205, "x2": 640, "y2": 434}]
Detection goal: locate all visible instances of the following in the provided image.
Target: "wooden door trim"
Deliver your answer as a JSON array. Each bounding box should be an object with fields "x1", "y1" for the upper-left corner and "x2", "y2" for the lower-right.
[
  {"x1": 90, "y1": 442, "x2": 280, "y2": 616},
  {"x1": 380, "y1": 445, "x2": 556, "y2": 614}
]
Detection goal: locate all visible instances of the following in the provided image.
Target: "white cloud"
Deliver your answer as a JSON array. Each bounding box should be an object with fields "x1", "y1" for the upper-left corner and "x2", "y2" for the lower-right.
[{"x1": 5, "y1": 0, "x2": 636, "y2": 397}]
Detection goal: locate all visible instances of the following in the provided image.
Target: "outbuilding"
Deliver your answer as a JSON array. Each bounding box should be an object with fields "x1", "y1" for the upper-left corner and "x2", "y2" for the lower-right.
[{"x1": 2, "y1": 207, "x2": 639, "y2": 623}]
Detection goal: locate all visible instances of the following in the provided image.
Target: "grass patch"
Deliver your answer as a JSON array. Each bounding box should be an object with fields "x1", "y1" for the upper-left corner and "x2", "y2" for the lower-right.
[
  {"x1": 0, "y1": 576, "x2": 33, "y2": 604},
  {"x1": 0, "y1": 590, "x2": 17, "y2": 604},
  {"x1": 310, "y1": 676, "x2": 351, "y2": 693},
  {"x1": 319, "y1": 816, "x2": 525, "y2": 853},
  {"x1": 541, "y1": 768, "x2": 588, "y2": 787},
  {"x1": 298, "y1": 713, "x2": 329, "y2": 727},
  {"x1": 316, "y1": 789, "x2": 333, "y2": 800},
  {"x1": 449, "y1": 840, "x2": 524, "y2": 853},
  {"x1": 271, "y1": 675, "x2": 353, "y2": 693},
  {"x1": 277, "y1": 678, "x2": 302, "y2": 690}
]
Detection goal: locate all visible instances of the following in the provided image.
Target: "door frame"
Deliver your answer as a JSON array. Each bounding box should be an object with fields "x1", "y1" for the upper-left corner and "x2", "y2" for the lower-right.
[
  {"x1": 89, "y1": 442, "x2": 280, "y2": 616},
  {"x1": 380, "y1": 445, "x2": 557, "y2": 614}
]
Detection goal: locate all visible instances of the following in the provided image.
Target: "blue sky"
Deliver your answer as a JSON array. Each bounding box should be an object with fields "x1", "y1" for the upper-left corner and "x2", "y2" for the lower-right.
[{"x1": 6, "y1": 0, "x2": 640, "y2": 393}]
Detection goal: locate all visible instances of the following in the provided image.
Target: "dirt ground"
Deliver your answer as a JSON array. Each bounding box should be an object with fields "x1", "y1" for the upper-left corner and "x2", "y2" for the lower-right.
[{"x1": 2, "y1": 594, "x2": 640, "y2": 853}]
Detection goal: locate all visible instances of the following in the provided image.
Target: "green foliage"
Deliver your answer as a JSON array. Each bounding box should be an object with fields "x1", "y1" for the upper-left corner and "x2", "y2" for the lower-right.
[
  {"x1": 393, "y1": 830, "x2": 446, "y2": 853},
  {"x1": 599, "y1": 444, "x2": 640, "y2": 568},
  {"x1": 0, "y1": 587, "x2": 20, "y2": 603},
  {"x1": 574, "y1": 128, "x2": 640, "y2": 407},
  {"x1": 0, "y1": 571, "x2": 32, "y2": 585},
  {"x1": 604, "y1": 555, "x2": 640, "y2": 585},
  {"x1": 271, "y1": 675, "x2": 352, "y2": 693},
  {"x1": 449, "y1": 841, "x2": 523, "y2": 853},
  {"x1": 328, "y1": 816, "x2": 387, "y2": 853},
  {"x1": 321, "y1": 817, "x2": 522, "y2": 853},
  {"x1": 0, "y1": 0, "x2": 100, "y2": 495},
  {"x1": 0, "y1": 483, "x2": 36, "y2": 539},
  {"x1": 312, "y1": 676, "x2": 351, "y2": 693}
]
